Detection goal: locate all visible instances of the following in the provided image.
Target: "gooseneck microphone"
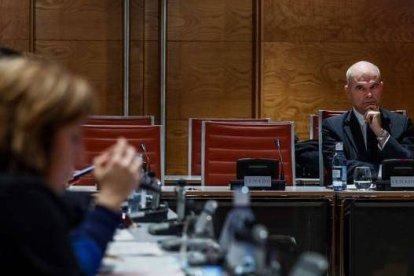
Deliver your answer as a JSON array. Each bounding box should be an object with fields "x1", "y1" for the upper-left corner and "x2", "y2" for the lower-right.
[
  {"x1": 274, "y1": 138, "x2": 285, "y2": 181},
  {"x1": 140, "y1": 143, "x2": 151, "y2": 173}
]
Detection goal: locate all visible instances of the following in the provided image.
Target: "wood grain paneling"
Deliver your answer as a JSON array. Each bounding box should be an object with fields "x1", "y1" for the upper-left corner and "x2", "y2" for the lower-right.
[
  {"x1": 262, "y1": 42, "x2": 414, "y2": 139},
  {"x1": 0, "y1": 40, "x2": 30, "y2": 52},
  {"x1": 142, "y1": 41, "x2": 160, "y2": 121},
  {"x1": 168, "y1": 0, "x2": 252, "y2": 41},
  {"x1": 35, "y1": 0, "x2": 122, "y2": 40},
  {"x1": 0, "y1": 0, "x2": 30, "y2": 40},
  {"x1": 263, "y1": 0, "x2": 414, "y2": 43},
  {"x1": 262, "y1": 0, "x2": 414, "y2": 140},
  {"x1": 166, "y1": 43, "x2": 253, "y2": 175},
  {"x1": 166, "y1": 119, "x2": 188, "y2": 174},
  {"x1": 35, "y1": 41, "x2": 123, "y2": 114},
  {"x1": 167, "y1": 42, "x2": 252, "y2": 174},
  {"x1": 130, "y1": 0, "x2": 160, "y2": 118},
  {"x1": 167, "y1": 41, "x2": 252, "y2": 119},
  {"x1": 166, "y1": 0, "x2": 254, "y2": 174},
  {"x1": 130, "y1": 41, "x2": 160, "y2": 119},
  {"x1": 130, "y1": 40, "x2": 144, "y2": 116},
  {"x1": 0, "y1": 0, "x2": 30, "y2": 52},
  {"x1": 5, "y1": 0, "x2": 413, "y2": 177},
  {"x1": 131, "y1": 0, "x2": 159, "y2": 41}
]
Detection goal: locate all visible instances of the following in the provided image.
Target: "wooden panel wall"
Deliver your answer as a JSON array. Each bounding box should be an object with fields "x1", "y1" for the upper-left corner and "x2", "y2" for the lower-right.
[
  {"x1": 166, "y1": 0, "x2": 254, "y2": 174},
  {"x1": 261, "y1": 0, "x2": 414, "y2": 140},
  {"x1": 130, "y1": 0, "x2": 160, "y2": 119},
  {"x1": 0, "y1": 0, "x2": 30, "y2": 52},
  {"x1": 4, "y1": 0, "x2": 414, "y2": 175},
  {"x1": 35, "y1": 0, "x2": 124, "y2": 114},
  {"x1": 0, "y1": 0, "x2": 157, "y2": 117}
]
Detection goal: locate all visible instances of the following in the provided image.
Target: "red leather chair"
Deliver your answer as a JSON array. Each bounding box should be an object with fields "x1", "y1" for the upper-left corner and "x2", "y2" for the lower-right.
[
  {"x1": 84, "y1": 115, "x2": 154, "y2": 125},
  {"x1": 309, "y1": 114, "x2": 318, "y2": 140},
  {"x1": 72, "y1": 124, "x2": 163, "y2": 186},
  {"x1": 188, "y1": 118, "x2": 270, "y2": 176},
  {"x1": 318, "y1": 110, "x2": 347, "y2": 185},
  {"x1": 201, "y1": 121, "x2": 295, "y2": 186}
]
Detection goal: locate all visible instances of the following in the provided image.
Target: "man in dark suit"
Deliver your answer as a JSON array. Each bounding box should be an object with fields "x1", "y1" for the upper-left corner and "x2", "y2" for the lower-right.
[{"x1": 322, "y1": 61, "x2": 414, "y2": 183}]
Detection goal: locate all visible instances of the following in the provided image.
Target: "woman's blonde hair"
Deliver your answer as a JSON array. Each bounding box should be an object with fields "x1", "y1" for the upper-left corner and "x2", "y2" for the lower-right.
[{"x1": 0, "y1": 57, "x2": 95, "y2": 175}]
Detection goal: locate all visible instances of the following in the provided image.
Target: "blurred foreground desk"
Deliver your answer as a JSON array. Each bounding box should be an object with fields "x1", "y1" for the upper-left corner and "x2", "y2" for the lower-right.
[
  {"x1": 100, "y1": 224, "x2": 184, "y2": 275},
  {"x1": 162, "y1": 186, "x2": 336, "y2": 274},
  {"x1": 337, "y1": 190, "x2": 414, "y2": 276}
]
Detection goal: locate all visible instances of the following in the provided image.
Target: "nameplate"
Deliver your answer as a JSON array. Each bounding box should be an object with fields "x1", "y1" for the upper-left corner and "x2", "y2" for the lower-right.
[
  {"x1": 244, "y1": 176, "x2": 272, "y2": 187},
  {"x1": 390, "y1": 176, "x2": 414, "y2": 188}
]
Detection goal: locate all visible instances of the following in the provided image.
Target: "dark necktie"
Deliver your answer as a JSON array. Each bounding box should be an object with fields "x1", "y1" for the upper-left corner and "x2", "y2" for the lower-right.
[{"x1": 366, "y1": 127, "x2": 378, "y2": 161}]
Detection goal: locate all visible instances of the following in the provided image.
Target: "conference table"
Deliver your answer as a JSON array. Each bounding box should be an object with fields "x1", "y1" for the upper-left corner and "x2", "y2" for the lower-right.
[
  {"x1": 160, "y1": 184, "x2": 414, "y2": 276},
  {"x1": 336, "y1": 189, "x2": 414, "y2": 276},
  {"x1": 162, "y1": 185, "x2": 336, "y2": 275},
  {"x1": 71, "y1": 181, "x2": 414, "y2": 275}
]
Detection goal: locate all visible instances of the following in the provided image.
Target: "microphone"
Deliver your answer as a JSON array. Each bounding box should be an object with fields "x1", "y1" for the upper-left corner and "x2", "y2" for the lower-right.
[
  {"x1": 140, "y1": 143, "x2": 151, "y2": 173},
  {"x1": 274, "y1": 138, "x2": 285, "y2": 181}
]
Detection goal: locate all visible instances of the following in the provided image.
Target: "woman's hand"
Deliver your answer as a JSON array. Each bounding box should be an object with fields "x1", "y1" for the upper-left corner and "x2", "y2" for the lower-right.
[{"x1": 93, "y1": 138, "x2": 143, "y2": 211}]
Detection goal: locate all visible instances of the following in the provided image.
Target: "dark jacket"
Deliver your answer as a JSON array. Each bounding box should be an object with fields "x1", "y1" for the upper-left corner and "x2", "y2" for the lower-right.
[
  {"x1": 0, "y1": 174, "x2": 83, "y2": 275},
  {"x1": 322, "y1": 108, "x2": 414, "y2": 183}
]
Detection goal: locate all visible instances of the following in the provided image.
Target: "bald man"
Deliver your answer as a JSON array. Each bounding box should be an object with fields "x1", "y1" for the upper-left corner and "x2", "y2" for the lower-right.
[{"x1": 322, "y1": 61, "x2": 414, "y2": 183}]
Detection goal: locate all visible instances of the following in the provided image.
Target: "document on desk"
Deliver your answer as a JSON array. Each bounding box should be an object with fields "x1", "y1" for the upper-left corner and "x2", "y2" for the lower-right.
[
  {"x1": 113, "y1": 229, "x2": 136, "y2": 241},
  {"x1": 102, "y1": 256, "x2": 184, "y2": 275},
  {"x1": 101, "y1": 229, "x2": 184, "y2": 275},
  {"x1": 106, "y1": 241, "x2": 164, "y2": 256}
]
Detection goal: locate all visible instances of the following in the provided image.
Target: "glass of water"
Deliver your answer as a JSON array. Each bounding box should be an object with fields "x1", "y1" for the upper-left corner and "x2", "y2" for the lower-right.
[{"x1": 353, "y1": 167, "x2": 372, "y2": 191}]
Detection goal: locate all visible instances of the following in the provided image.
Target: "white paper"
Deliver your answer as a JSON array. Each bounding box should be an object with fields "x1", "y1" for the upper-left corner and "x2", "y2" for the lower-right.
[
  {"x1": 113, "y1": 229, "x2": 135, "y2": 242},
  {"x1": 106, "y1": 241, "x2": 164, "y2": 257},
  {"x1": 101, "y1": 256, "x2": 184, "y2": 275}
]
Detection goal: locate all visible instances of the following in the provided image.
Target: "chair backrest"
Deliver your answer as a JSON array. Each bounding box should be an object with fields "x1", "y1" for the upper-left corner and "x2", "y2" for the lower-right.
[
  {"x1": 201, "y1": 121, "x2": 295, "y2": 186},
  {"x1": 81, "y1": 124, "x2": 164, "y2": 181},
  {"x1": 84, "y1": 115, "x2": 154, "y2": 125},
  {"x1": 318, "y1": 110, "x2": 347, "y2": 185},
  {"x1": 395, "y1": 110, "x2": 407, "y2": 116},
  {"x1": 188, "y1": 118, "x2": 271, "y2": 176},
  {"x1": 309, "y1": 114, "x2": 318, "y2": 139}
]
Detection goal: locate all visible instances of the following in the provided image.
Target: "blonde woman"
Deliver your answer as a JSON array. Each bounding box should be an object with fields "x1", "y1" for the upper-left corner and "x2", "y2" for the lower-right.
[{"x1": 0, "y1": 57, "x2": 142, "y2": 275}]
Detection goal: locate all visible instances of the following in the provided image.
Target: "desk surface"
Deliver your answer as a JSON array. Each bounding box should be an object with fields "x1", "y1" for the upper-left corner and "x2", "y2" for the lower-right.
[
  {"x1": 164, "y1": 175, "x2": 321, "y2": 185},
  {"x1": 161, "y1": 185, "x2": 335, "y2": 198},
  {"x1": 68, "y1": 182, "x2": 414, "y2": 200},
  {"x1": 337, "y1": 186, "x2": 414, "y2": 199}
]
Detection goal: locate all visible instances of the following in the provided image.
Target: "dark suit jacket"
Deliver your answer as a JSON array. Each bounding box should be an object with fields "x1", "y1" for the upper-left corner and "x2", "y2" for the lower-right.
[
  {"x1": 322, "y1": 108, "x2": 414, "y2": 183},
  {"x1": 0, "y1": 174, "x2": 83, "y2": 275}
]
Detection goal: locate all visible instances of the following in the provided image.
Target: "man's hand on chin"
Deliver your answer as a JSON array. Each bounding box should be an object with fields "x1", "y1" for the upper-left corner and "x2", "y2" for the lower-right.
[{"x1": 364, "y1": 107, "x2": 382, "y2": 135}]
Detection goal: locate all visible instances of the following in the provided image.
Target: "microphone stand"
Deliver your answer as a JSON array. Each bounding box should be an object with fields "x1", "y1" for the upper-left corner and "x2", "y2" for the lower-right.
[
  {"x1": 275, "y1": 138, "x2": 285, "y2": 182},
  {"x1": 128, "y1": 171, "x2": 169, "y2": 223},
  {"x1": 147, "y1": 179, "x2": 187, "y2": 235},
  {"x1": 129, "y1": 145, "x2": 168, "y2": 223},
  {"x1": 140, "y1": 143, "x2": 151, "y2": 173},
  {"x1": 273, "y1": 138, "x2": 287, "y2": 189},
  {"x1": 158, "y1": 200, "x2": 223, "y2": 266}
]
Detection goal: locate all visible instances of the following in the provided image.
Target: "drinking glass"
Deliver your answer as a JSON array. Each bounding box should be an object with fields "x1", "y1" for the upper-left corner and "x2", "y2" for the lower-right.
[{"x1": 353, "y1": 167, "x2": 372, "y2": 191}]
